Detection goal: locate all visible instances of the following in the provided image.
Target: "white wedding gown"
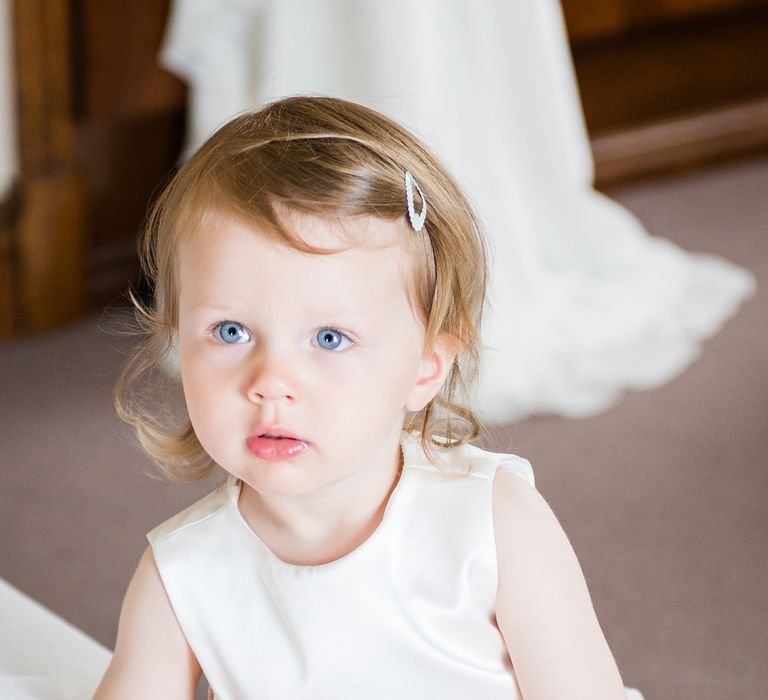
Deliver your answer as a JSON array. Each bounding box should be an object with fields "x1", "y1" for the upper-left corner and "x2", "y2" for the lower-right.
[
  {"x1": 160, "y1": 0, "x2": 756, "y2": 423},
  {"x1": 0, "y1": 0, "x2": 18, "y2": 198}
]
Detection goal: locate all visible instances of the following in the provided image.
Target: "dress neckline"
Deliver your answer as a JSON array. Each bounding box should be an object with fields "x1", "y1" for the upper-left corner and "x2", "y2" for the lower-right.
[{"x1": 224, "y1": 430, "x2": 423, "y2": 571}]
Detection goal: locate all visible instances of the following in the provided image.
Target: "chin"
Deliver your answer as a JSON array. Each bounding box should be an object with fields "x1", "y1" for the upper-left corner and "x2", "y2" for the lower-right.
[{"x1": 240, "y1": 460, "x2": 313, "y2": 494}]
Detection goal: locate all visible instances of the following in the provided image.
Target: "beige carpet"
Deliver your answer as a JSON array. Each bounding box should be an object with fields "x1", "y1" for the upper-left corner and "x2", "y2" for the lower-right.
[{"x1": 1, "y1": 154, "x2": 766, "y2": 699}]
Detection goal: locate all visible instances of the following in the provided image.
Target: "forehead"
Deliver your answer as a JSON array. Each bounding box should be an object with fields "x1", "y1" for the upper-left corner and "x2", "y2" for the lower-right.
[{"x1": 177, "y1": 207, "x2": 418, "y2": 319}]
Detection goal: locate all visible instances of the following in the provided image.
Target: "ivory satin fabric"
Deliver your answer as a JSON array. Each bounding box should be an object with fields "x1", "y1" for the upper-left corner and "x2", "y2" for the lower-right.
[{"x1": 147, "y1": 431, "x2": 645, "y2": 699}]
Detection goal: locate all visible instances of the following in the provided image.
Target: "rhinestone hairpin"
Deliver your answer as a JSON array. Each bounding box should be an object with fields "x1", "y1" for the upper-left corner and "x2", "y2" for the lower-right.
[{"x1": 404, "y1": 170, "x2": 427, "y2": 231}]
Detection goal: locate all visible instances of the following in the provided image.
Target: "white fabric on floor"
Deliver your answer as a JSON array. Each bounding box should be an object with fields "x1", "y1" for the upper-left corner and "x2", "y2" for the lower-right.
[
  {"x1": 160, "y1": 0, "x2": 756, "y2": 422},
  {"x1": 0, "y1": 577, "x2": 112, "y2": 700}
]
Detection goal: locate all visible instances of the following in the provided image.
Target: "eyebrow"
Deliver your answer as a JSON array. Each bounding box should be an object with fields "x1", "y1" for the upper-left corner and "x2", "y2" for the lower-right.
[
  {"x1": 305, "y1": 307, "x2": 363, "y2": 318},
  {"x1": 190, "y1": 304, "x2": 239, "y2": 316},
  {"x1": 192, "y1": 304, "x2": 363, "y2": 318}
]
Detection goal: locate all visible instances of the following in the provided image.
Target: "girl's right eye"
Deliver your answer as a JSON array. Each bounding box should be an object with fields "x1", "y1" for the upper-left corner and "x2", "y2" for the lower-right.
[{"x1": 214, "y1": 321, "x2": 251, "y2": 344}]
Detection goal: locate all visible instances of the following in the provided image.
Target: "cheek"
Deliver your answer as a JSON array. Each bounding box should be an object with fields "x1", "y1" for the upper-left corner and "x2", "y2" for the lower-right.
[
  {"x1": 179, "y1": 353, "x2": 230, "y2": 434},
  {"x1": 180, "y1": 372, "x2": 235, "y2": 465},
  {"x1": 181, "y1": 371, "x2": 213, "y2": 436},
  {"x1": 342, "y1": 347, "x2": 421, "y2": 411}
]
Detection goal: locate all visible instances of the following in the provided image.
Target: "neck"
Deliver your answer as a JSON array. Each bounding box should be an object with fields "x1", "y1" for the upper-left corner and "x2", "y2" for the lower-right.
[{"x1": 237, "y1": 436, "x2": 404, "y2": 546}]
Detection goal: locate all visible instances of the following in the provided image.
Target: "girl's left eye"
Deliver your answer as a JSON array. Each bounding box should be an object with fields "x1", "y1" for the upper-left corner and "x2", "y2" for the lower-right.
[
  {"x1": 313, "y1": 327, "x2": 353, "y2": 351},
  {"x1": 214, "y1": 321, "x2": 251, "y2": 344}
]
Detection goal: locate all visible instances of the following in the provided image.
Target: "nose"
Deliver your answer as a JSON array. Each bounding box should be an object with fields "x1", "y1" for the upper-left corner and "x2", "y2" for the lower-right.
[{"x1": 244, "y1": 353, "x2": 297, "y2": 405}]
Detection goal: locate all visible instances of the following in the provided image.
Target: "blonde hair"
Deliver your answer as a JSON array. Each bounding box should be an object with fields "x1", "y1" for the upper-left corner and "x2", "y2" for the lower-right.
[{"x1": 116, "y1": 96, "x2": 490, "y2": 482}]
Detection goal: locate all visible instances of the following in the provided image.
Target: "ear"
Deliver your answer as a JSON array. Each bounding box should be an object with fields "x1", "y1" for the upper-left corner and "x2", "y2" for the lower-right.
[{"x1": 405, "y1": 333, "x2": 462, "y2": 412}]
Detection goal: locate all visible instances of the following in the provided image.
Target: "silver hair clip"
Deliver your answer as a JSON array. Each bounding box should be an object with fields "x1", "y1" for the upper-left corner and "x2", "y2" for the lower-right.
[{"x1": 404, "y1": 170, "x2": 427, "y2": 231}]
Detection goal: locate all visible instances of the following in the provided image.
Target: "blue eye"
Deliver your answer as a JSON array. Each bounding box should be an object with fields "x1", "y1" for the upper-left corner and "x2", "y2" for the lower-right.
[
  {"x1": 314, "y1": 328, "x2": 353, "y2": 351},
  {"x1": 216, "y1": 321, "x2": 251, "y2": 344}
]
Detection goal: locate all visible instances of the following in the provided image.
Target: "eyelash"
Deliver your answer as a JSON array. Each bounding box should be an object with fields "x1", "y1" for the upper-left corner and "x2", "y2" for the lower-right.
[{"x1": 208, "y1": 321, "x2": 355, "y2": 351}]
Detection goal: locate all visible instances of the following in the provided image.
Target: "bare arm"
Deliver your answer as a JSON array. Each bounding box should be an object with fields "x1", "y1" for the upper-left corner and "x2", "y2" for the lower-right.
[
  {"x1": 492, "y1": 469, "x2": 627, "y2": 700},
  {"x1": 92, "y1": 546, "x2": 203, "y2": 700}
]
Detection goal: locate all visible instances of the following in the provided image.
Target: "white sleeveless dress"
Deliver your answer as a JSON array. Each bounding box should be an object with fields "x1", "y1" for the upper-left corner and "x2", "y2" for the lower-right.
[{"x1": 147, "y1": 431, "x2": 644, "y2": 699}]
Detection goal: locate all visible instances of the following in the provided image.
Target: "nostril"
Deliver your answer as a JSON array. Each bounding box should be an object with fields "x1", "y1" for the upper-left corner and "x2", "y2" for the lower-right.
[{"x1": 247, "y1": 390, "x2": 295, "y2": 403}]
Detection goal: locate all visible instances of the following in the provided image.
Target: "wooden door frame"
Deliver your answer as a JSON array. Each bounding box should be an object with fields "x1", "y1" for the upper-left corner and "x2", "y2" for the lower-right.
[{"x1": 11, "y1": 0, "x2": 85, "y2": 334}]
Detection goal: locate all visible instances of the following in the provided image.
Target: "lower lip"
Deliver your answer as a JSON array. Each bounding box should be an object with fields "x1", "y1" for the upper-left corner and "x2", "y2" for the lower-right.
[{"x1": 245, "y1": 436, "x2": 309, "y2": 461}]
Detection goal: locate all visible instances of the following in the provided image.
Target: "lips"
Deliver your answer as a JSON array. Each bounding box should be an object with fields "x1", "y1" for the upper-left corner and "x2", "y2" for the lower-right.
[
  {"x1": 246, "y1": 435, "x2": 308, "y2": 461},
  {"x1": 245, "y1": 424, "x2": 309, "y2": 460},
  {"x1": 251, "y1": 424, "x2": 303, "y2": 440}
]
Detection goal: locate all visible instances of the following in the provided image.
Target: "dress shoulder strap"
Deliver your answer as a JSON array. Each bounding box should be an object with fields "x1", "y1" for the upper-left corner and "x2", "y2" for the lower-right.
[
  {"x1": 448, "y1": 439, "x2": 536, "y2": 488},
  {"x1": 495, "y1": 453, "x2": 536, "y2": 488},
  {"x1": 146, "y1": 481, "x2": 231, "y2": 546}
]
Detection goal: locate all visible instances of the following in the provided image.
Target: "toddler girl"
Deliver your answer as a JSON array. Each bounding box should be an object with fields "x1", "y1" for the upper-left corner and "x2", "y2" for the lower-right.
[{"x1": 93, "y1": 96, "x2": 644, "y2": 699}]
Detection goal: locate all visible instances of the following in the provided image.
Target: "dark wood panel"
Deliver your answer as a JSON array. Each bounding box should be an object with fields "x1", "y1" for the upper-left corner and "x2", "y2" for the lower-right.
[
  {"x1": 562, "y1": 0, "x2": 768, "y2": 41},
  {"x1": 14, "y1": 0, "x2": 75, "y2": 170},
  {"x1": 8, "y1": 0, "x2": 185, "y2": 335},
  {"x1": 79, "y1": 108, "x2": 185, "y2": 308},
  {"x1": 78, "y1": 110, "x2": 185, "y2": 248},
  {"x1": 592, "y1": 97, "x2": 768, "y2": 185},
  {"x1": 13, "y1": 0, "x2": 86, "y2": 332},
  {"x1": 16, "y1": 169, "x2": 85, "y2": 331},
  {"x1": 570, "y1": 5, "x2": 768, "y2": 133},
  {"x1": 71, "y1": 0, "x2": 187, "y2": 310},
  {"x1": 73, "y1": 0, "x2": 185, "y2": 119}
]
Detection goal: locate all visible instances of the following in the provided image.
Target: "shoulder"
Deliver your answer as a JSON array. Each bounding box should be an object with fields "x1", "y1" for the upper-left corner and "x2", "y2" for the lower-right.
[
  {"x1": 491, "y1": 467, "x2": 587, "y2": 613},
  {"x1": 92, "y1": 546, "x2": 202, "y2": 699},
  {"x1": 491, "y1": 467, "x2": 565, "y2": 584},
  {"x1": 490, "y1": 469, "x2": 627, "y2": 697},
  {"x1": 491, "y1": 464, "x2": 546, "y2": 527},
  {"x1": 121, "y1": 547, "x2": 199, "y2": 669}
]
